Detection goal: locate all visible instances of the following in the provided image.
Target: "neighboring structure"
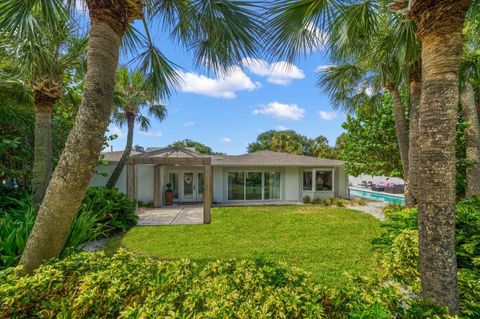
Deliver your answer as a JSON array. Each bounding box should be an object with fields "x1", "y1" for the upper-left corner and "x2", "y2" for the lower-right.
[{"x1": 91, "y1": 147, "x2": 349, "y2": 211}]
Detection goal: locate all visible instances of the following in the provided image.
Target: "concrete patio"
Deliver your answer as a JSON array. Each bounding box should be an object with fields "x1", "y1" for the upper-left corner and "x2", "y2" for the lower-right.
[{"x1": 137, "y1": 205, "x2": 204, "y2": 226}]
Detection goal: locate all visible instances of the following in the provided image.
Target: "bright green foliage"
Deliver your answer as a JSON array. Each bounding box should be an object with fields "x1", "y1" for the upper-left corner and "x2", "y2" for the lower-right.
[
  {"x1": 339, "y1": 94, "x2": 403, "y2": 177},
  {"x1": 168, "y1": 139, "x2": 224, "y2": 155},
  {"x1": 247, "y1": 130, "x2": 338, "y2": 158},
  {"x1": 0, "y1": 250, "x2": 325, "y2": 318},
  {"x1": 374, "y1": 201, "x2": 480, "y2": 317},
  {"x1": 0, "y1": 250, "x2": 451, "y2": 319},
  {"x1": 119, "y1": 205, "x2": 381, "y2": 286},
  {"x1": 0, "y1": 187, "x2": 137, "y2": 268},
  {"x1": 0, "y1": 192, "x2": 35, "y2": 269}
]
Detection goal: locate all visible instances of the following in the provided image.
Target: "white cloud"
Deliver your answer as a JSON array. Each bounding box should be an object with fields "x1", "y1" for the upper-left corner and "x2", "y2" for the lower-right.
[
  {"x1": 275, "y1": 125, "x2": 289, "y2": 131},
  {"x1": 109, "y1": 126, "x2": 125, "y2": 138},
  {"x1": 242, "y1": 58, "x2": 305, "y2": 85},
  {"x1": 178, "y1": 66, "x2": 260, "y2": 99},
  {"x1": 139, "y1": 131, "x2": 163, "y2": 137},
  {"x1": 183, "y1": 121, "x2": 195, "y2": 127},
  {"x1": 253, "y1": 102, "x2": 305, "y2": 121},
  {"x1": 220, "y1": 137, "x2": 232, "y2": 143},
  {"x1": 315, "y1": 64, "x2": 336, "y2": 72},
  {"x1": 318, "y1": 111, "x2": 337, "y2": 120}
]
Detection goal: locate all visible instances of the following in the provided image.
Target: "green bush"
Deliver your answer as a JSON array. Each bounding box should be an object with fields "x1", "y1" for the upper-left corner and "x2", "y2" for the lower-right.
[
  {"x1": 0, "y1": 187, "x2": 137, "y2": 268},
  {"x1": 0, "y1": 250, "x2": 449, "y2": 319},
  {"x1": 374, "y1": 200, "x2": 480, "y2": 317},
  {"x1": 0, "y1": 198, "x2": 35, "y2": 268},
  {"x1": 303, "y1": 195, "x2": 311, "y2": 204}
]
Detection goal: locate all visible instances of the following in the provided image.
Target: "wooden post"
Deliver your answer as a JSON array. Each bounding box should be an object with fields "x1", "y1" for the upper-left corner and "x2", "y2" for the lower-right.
[
  {"x1": 203, "y1": 164, "x2": 212, "y2": 224},
  {"x1": 126, "y1": 164, "x2": 137, "y2": 200},
  {"x1": 154, "y1": 165, "x2": 161, "y2": 207}
]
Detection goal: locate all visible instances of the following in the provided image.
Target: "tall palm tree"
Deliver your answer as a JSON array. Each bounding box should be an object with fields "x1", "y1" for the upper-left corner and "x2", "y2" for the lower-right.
[
  {"x1": 313, "y1": 2, "x2": 420, "y2": 206},
  {"x1": 265, "y1": 0, "x2": 470, "y2": 312},
  {"x1": 0, "y1": 17, "x2": 87, "y2": 210},
  {"x1": 0, "y1": 0, "x2": 263, "y2": 274},
  {"x1": 106, "y1": 67, "x2": 167, "y2": 188},
  {"x1": 460, "y1": 10, "x2": 480, "y2": 198},
  {"x1": 406, "y1": 0, "x2": 472, "y2": 313}
]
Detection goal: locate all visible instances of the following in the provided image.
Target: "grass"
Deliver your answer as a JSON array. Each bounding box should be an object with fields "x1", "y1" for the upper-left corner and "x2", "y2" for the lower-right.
[{"x1": 116, "y1": 205, "x2": 382, "y2": 286}]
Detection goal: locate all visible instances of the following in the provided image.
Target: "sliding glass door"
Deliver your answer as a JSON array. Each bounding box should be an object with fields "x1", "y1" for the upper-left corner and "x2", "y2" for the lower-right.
[{"x1": 227, "y1": 171, "x2": 281, "y2": 201}]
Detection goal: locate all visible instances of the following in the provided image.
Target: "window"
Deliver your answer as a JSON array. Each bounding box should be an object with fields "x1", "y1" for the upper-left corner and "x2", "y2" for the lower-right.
[
  {"x1": 228, "y1": 172, "x2": 244, "y2": 200},
  {"x1": 315, "y1": 171, "x2": 333, "y2": 191},
  {"x1": 227, "y1": 171, "x2": 282, "y2": 200},
  {"x1": 246, "y1": 172, "x2": 262, "y2": 200},
  {"x1": 265, "y1": 172, "x2": 281, "y2": 200},
  {"x1": 303, "y1": 171, "x2": 313, "y2": 190}
]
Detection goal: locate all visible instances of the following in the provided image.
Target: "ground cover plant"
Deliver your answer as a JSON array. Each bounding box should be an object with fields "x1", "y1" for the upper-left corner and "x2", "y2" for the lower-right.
[
  {"x1": 118, "y1": 205, "x2": 381, "y2": 286},
  {"x1": 0, "y1": 250, "x2": 450, "y2": 319}
]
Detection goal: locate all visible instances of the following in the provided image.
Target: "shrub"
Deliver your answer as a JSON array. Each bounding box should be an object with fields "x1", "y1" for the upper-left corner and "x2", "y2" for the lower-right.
[
  {"x1": 0, "y1": 250, "x2": 449, "y2": 319},
  {"x1": 0, "y1": 199, "x2": 35, "y2": 268},
  {"x1": 0, "y1": 250, "x2": 325, "y2": 318},
  {"x1": 374, "y1": 201, "x2": 480, "y2": 317},
  {"x1": 303, "y1": 195, "x2": 311, "y2": 204},
  {"x1": 312, "y1": 197, "x2": 324, "y2": 205},
  {"x1": 0, "y1": 187, "x2": 137, "y2": 268}
]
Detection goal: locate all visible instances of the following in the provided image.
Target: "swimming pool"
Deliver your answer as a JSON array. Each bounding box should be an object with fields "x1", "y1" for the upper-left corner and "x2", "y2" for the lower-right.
[{"x1": 349, "y1": 187, "x2": 405, "y2": 205}]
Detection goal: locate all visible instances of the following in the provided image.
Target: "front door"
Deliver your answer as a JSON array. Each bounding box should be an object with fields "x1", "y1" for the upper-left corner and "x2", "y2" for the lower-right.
[{"x1": 182, "y1": 172, "x2": 203, "y2": 202}]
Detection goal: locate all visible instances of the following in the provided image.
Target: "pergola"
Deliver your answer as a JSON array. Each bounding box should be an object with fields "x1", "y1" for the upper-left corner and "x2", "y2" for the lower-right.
[{"x1": 125, "y1": 147, "x2": 212, "y2": 224}]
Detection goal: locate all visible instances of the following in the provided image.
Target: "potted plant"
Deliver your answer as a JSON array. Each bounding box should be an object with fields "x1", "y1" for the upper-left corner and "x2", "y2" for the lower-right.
[{"x1": 165, "y1": 183, "x2": 174, "y2": 206}]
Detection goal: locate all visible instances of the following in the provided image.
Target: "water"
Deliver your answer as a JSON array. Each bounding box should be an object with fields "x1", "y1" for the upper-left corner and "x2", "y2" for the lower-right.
[{"x1": 349, "y1": 188, "x2": 405, "y2": 205}]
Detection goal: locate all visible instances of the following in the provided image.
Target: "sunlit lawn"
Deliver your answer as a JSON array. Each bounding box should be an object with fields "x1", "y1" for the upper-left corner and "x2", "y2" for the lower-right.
[{"x1": 114, "y1": 205, "x2": 381, "y2": 286}]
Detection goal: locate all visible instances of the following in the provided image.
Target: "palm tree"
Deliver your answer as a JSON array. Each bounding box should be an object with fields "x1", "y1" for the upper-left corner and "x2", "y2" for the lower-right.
[
  {"x1": 106, "y1": 67, "x2": 167, "y2": 188},
  {"x1": 265, "y1": 0, "x2": 470, "y2": 312},
  {"x1": 460, "y1": 10, "x2": 480, "y2": 198},
  {"x1": 0, "y1": 17, "x2": 87, "y2": 210},
  {"x1": 312, "y1": 2, "x2": 420, "y2": 206},
  {"x1": 0, "y1": 0, "x2": 263, "y2": 274},
  {"x1": 406, "y1": 0, "x2": 472, "y2": 313}
]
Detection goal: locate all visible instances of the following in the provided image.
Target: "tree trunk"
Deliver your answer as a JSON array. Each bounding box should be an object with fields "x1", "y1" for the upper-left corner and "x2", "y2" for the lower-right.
[
  {"x1": 18, "y1": 2, "x2": 132, "y2": 274},
  {"x1": 461, "y1": 81, "x2": 480, "y2": 197},
  {"x1": 388, "y1": 86, "x2": 412, "y2": 206},
  {"x1": 408, "y1": 64, "x2": 422, "y2": 207},
  {"x1": 31, "y1": 103, "x2": 53, "y2": 211},
  {"x1": 410, "y1": 0, "x2": 471, "y2": 313},
  {"x1": 106, "y1": 112, "x2": 135, "y2": 188}
]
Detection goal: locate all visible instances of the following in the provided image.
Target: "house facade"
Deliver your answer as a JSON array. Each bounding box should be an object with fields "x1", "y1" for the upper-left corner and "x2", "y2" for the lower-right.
[{"x1": 91, "y1": 147, "x2": 349, "y2": 206}]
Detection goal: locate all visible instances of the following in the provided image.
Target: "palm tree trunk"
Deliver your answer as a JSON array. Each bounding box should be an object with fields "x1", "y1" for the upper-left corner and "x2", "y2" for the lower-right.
[
  {"x1": 410, "y1": 0, "x2": 471, "y2": 313},
  {"x1": 18, "y1": 1, "x2": 139, "y2": 274},
  {"x1": 388, "y1": 86, "x2": 412, "y2": 206},
  {"x1": 31, "y1": 102, "x2": 53, "y2": 211},
  {"x1": 106, "y1": 112, "x2": 135, "y2": 188},
  {"x1": 461, "y1": 81, "x2": 480, "y2": 197},
  {"x1": 408, "y1": 64, "x2": 422, "y2": 207}
]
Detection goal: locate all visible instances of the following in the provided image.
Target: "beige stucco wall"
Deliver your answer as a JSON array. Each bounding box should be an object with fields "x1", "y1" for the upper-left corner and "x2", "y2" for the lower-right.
[
  {"x1": 284, "y1": 166, "x2": 300, "y2": 201},
  {"x1": 213, "y1": 166, "x2": 223, "y2": 203},
  {"x1": 90, "y1": 163, "x2": 126, "y2": 193}
]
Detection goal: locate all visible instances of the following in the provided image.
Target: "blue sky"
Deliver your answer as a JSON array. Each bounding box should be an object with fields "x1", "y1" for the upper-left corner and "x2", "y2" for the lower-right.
[{"x1": 75, "y1": 6, "x2": 346, "y2": 155}]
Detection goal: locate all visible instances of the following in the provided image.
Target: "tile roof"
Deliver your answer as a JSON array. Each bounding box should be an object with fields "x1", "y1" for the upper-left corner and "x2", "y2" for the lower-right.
[{"x1": 101, "y1": 149, "x2": 344, "y2": 167}]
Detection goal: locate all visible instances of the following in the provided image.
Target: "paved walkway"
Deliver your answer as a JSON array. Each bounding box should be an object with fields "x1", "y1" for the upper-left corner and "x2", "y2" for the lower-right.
[
  {"x1": 346, "y1": 200, "x2": 389, "y2": 220},
  {"x1": 137, "y1": 205, "x2": 204, "y2": 226}
]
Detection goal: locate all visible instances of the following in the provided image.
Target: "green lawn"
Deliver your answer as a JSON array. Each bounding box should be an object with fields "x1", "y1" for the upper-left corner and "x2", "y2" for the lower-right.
[{"x1": 117, "y1": 205, "x2": 382, "y2": 286}]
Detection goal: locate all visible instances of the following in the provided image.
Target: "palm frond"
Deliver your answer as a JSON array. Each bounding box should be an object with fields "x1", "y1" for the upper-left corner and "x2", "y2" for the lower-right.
[
  {"x1": 136, "y1": 114, "x2": 151, "y2": 131},
  {"x1": 147, "y1": 104, "x2": 167, "y2": 122}
]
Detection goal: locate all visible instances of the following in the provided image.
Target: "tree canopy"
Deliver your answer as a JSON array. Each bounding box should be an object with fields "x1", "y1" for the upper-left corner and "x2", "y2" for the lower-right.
[{"x1": 168, "y1": 139, "x2": 224, "y2": 155}]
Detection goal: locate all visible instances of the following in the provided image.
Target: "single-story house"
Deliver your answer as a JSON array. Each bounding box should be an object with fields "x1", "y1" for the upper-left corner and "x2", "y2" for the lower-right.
[{"x1": 91, "y1": 147, "x2": 349, "y2": 208}]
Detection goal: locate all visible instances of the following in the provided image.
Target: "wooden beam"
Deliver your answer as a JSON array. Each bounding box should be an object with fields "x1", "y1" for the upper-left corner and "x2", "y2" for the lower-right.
[
  {"x1": 203, "y1": 164, "x2": 212, "y2": 224},
  {"x1": 153, "y1": 165, "x2": 161, "y2": 207},
  {"x1": 127, "y1": 157, "x2": 211, "y2": 166},
  {"x1": 126, "y1": 164, "x2": 136, "y2": 200}
]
